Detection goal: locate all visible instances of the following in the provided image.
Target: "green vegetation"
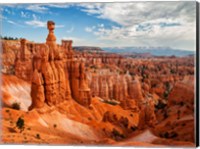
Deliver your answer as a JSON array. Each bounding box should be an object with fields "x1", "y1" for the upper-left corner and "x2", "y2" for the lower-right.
[
  {"x1": 5, "y1": 109, "x2": 10, "y2": 113},
  {"x1": 130, "y1": 126, "x2": 138, "y2": 131},
  {"x1": 36, "y1": 134, "x2": 40, "y2": 139},
  {"x1": 16, "y1": 117, "x2": 25, "y2": 132},
  {"x1": 111, "y1": 128, "x2": 125, "y2": 141},
  {"x1": 155, "y1": 100, "x2": 166, "y2": 109},
  {"x1": 53, "y1": 124, "x2": 57, "y2": 128},
  {"x1": 90, "y1": 65, "x2": 97, "y2": 69},
  {"x1": 162, "y1": 131, "x2": 178, "y2": 139},
  {"x1": 103, "y1": 100, "x2": 119, "y2": 105},
  {"x1": 163, "y1": 91, "x2": 169, "y2": 98},
  {"x1": 12, "y1": 102, "x2": 20, "y2": 110},
  {"x1": 0, "y1": 36, "x2": 20, "y2": 40},
  {"x1": 170, "y1": 69, "x2": 176, "y2": 74}
]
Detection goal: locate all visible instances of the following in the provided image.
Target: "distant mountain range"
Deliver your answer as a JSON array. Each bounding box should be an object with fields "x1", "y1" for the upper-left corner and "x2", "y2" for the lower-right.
[
  {"x1": 73, "y1": 46, "x2": 103, "y2": 52},
  {"x1": 102, "y1": 47, "x2": 195, "y2": 57}
]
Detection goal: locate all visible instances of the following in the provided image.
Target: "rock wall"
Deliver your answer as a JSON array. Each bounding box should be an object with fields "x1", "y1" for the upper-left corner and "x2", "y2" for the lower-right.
[
  {"x1": 15, "y1": 39, "x2": 33, "y2": 81},
  {"x1": 87, "y1": 71, "x2": 144, "y2": 103}
]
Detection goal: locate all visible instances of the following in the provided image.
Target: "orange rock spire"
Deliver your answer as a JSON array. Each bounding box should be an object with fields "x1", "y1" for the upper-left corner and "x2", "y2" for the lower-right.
[{"x1": 46, "y1": 21, "x2": 56, "y2": 44}]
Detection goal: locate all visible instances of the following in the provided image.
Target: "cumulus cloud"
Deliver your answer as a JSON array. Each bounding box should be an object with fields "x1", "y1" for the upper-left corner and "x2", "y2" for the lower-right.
[
  {"x1": 25, "y1": 14, "x2": 64, "y2": 28},
  {"x1": 80, "y1": 2, "x2": 196, "y2": 50},
  {"x1": 26, "y1": 5, "x2": 49, "y2": 13},
  {"x1": 46, "y1": 4, "x2": 72, "y2": 8},
  {"x1": 25, "y1": 20, "x2": 46, "y2": 27},
  {"x1": 25, "y1": 4, "x2": 71, "y2": 14}
]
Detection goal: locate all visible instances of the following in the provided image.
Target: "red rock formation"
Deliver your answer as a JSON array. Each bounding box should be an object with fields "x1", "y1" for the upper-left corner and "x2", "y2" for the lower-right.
[
  {"x1": 69, "y1": 61, "x2": 91, "y2": 106},
  {"x1": 167, "y1": 76, "x2": 194, "y2": 106},
  {"x1": 15, "y1": 39, "x2": 33, "y2": 81},
  {"x1": 28, "y1": 21, "x2": 91, "y2": 109},
  {"x1": 30, "y1": 21, "x2": 67, "y2": 109}
]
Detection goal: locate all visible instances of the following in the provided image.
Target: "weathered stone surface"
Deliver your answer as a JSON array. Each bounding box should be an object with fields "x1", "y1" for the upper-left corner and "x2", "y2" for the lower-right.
[
  {"x1": 167, "y1": 76, "x2": 194, "y2": 106},
  {"x1": 29, "y1": 70, "x2": 45, "y2": 110},
  {"x1": 27, "y1": 21, "x2": 92, "y2": 109}
]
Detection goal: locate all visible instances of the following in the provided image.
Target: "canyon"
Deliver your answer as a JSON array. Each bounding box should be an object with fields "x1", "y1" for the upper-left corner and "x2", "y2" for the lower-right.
[{"x1": 0, "y1": 21, "x2": 196, "y2": 147}]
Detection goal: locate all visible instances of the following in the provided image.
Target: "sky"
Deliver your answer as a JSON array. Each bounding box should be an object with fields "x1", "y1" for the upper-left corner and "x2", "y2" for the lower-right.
[{"x1": 0, "y1": 1, "x2": 196, "y2": 51}]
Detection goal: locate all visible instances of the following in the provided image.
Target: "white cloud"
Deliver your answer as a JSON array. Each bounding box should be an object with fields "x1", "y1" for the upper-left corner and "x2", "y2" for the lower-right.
[
  {"x1": 79, "y1": 2, "x2": 196, "y2": 50},
  {"x1": 98, "y1": 24, "x2": 104, "y2": 28},
  {"x1": 25, "y1": 14, "x2": 64, "y2": 28},
  {"x1": 25, "y1": 14, "x2": 46, "y2": 27},
  {"x1": 7, "y1": 20, "x2": 17, "y2": 25},
  {"x1": 4, "y1": 8, "x2": 15, "y2": 15},
  {"x1": 85, "y1": 26, "x2": 96, "y2": 32},
  {"x1": 85, "y1": 27, "x2": 93, "y2": 32},
  {"x1": 66, "y1": 26, "x2": 74, "y2": 33},
  {"x1": 26, "y1": 5, "x2": 48, "y2": 13},
  {"x1": 79, "y1": 2, "x2": 195, "y2": 26},
  {"x1": 6, "y1": 19, "x2": 24, "y2": 27},
  {"x1": 21, "y1": 11, "x2": 30, "y2": 18},
  {"x1": 25, "y1": 20, "x2": 46, "y2": 28},
  {"x1": 25, "y1": 4, "x2": 71, "y2": 14},
  {"x1": 46, "y1": 4, "x2": 72, "y2": 8},
  {"x1": 57, "y1": 25, "x2": 65, "y2": 28}
]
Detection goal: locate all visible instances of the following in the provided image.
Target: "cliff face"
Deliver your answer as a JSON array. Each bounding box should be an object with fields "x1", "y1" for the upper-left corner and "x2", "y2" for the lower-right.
[
  {"x1": 87, "y1": 71, "x2": 143, "y2": 103},
  {"x1": 13, "y1": 21, "x2": 92, "y2": 109},
  {"x1": 87, "y1": 70, "x2": 157, "y2": 128},
  {"x1": 167, "y1": 76, "x2": 194, "y2": 106},
  {"x1": 1, "y1": 41, "x2": 20, "y2": 74},
  {"x1": 14, "y1": 39, "x2": 33, "y2": 81}
]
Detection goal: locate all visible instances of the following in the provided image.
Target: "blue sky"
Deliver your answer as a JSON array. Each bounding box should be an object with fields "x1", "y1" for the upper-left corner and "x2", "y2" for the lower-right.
[{"x1": 0, "y1": 2, "x2": 196, "y2": 51}]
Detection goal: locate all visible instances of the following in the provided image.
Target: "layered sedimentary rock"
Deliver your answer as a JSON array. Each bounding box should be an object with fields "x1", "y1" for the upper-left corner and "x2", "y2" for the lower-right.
[
  {"x1": 15, "y1": 39, "x2": 33, "y2": 81},
  {"x1": 68, "y1": 60, "x2": 91, "y2": 106},
  {"x1": 167, "y1": 75, "x2": 194, "y2": 106},
  {"x1": 30, "y1": 21, "x2": 65, "y2": 108},
  {"x1": 1, "y1": 40, "x2": 21, "y2": 74},
  {"x1": 76, "y1": 52, "x2": 122, "y2": 67},
  {"x1": 27, "y1": 21, "x2": 91, "y2": 109},
  {"x1": 87, "y1": 69, "x2": 157, "y2": 128},
  {"x1": 88, "y1": 71, "x2": 143, "y2": 103}
]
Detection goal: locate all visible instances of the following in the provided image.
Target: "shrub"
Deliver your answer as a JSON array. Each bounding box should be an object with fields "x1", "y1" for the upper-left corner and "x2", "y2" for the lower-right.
[
  {"x1": 130, "y1": 126, "x2": 138, "y2": 131},
  {"x1": 155, "y1": 100, "x2": 166, "y2": 109},
  {"x1": 170, "y1": 69, "x2": 176, "y2": 74},
  {"x1": 163, "y1": 132, "x2": 169, "y2": 138},
  {"x1": 111, "y1": 128, "x2": 125, "y2": 141},
  {"x1": 170, "y1": 131, "x2": 178, "y2": 138},
  {"x1": 163, "y1": 91, "x2": 169, "y2": 98},
  {"x1": 16, "y1": 117, "x2": 25, "y2": 132},
  {"x1": 12, "y1": 102, "x2": 20, "y2": 110},
  {"x1": 36, "y1": 134, "x2": 40, "y2": 139}
]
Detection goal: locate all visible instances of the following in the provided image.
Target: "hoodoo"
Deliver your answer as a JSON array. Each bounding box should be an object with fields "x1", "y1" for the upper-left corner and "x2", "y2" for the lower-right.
[{"x1": 26, "y1": 21, "x2": 91, "y2": 109}]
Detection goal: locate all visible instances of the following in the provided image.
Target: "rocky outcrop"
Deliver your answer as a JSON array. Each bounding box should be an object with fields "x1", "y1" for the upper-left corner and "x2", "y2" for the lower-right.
[
  {"x1": 1, "y1": 41, "x2": 20, "y2": 74},
  {"x1": 68, "y1": 61, "x2": 91, "y2": 106},
  {"x1": 15, "y1": 39, "x2": 33, "y2": 81},
  {"x1": 28, "y1": 21, "x2": 91, "y2": 109},
  {"x1": 30, "y1": 21, "x2": 67, "y2": 108},
  {"x1": 77, "y1": 52, "x2": 122, "y2": 66},
  {"x1": 167, "y1": 75, "x2": 194, "y2": 106},
  {"x1": 128, "y1": 76, "x2": 144, "y2": 103},
  {"x1": 88, "y1": 71, "x2": 144, "y2": 103}
]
